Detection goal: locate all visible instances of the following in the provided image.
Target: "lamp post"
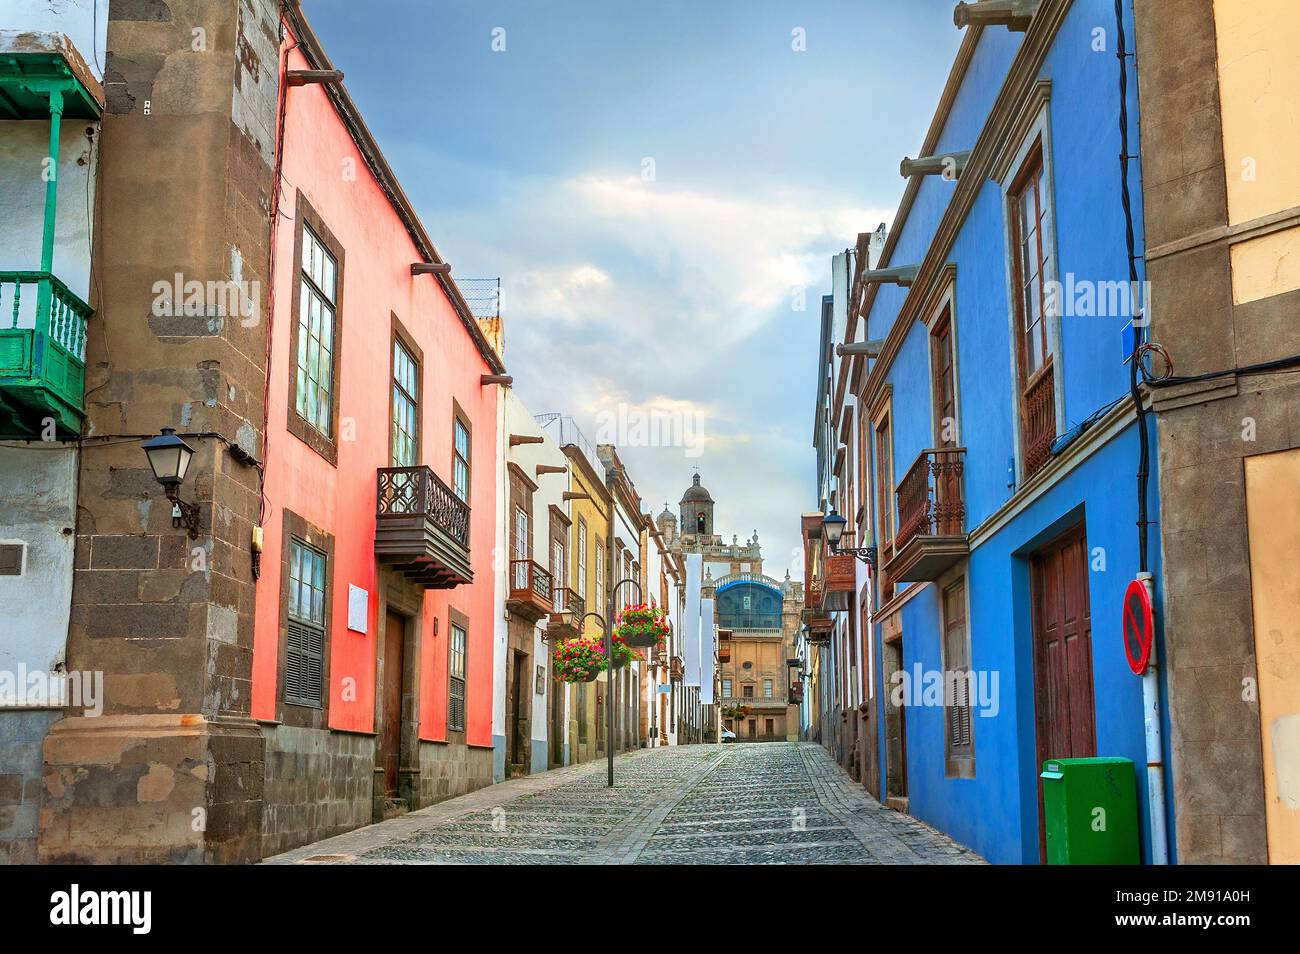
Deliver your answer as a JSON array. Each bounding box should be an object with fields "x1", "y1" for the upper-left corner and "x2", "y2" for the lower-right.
[
  {"x1": 141, "y1": 427, "x2": 201, "y2": 539},
  {"x1": 822, "y1": 508, "x2": 876, "y2": 567},
  {"x1": 577, "y1": 576, "x2": 642, "y2": 788}
]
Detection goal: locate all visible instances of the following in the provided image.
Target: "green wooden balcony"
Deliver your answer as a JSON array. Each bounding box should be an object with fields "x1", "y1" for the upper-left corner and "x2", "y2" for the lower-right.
[{"x1": 0, "y1": 271, "x2": 91, "y2": 437}]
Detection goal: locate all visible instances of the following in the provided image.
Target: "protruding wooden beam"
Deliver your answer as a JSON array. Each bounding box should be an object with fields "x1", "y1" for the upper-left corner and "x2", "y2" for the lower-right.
[
  {"x1": 481, "y1": 374, "x2": 513, "y2": 386},
  {"x1": 835, "y1": 339, "x2": 887, "y2": 359},
  {"x1": 563, "y1": 492, "x2": 591, "y2": 502},
  {"x1": 863, "y1": 265, "x2": 920, "y2": 287},
  {"x1": 411, "y1": 262, "x2": 452, "y2": 276},
  {"x1": 900, "y1": 150, "x2": 971, "y2": 179},
  {"x1": 286, "y1": 69, "x2": 344, "y2": 87},
  {"x1": 953, "y1": 0, "x2": 1039, "y2": 31},
  {"x1": 536, "y1": 464, "x2": 567, "y2": 476},
  {"x1": 510, "y1": 434, "x2": 545, "y2": 447}
]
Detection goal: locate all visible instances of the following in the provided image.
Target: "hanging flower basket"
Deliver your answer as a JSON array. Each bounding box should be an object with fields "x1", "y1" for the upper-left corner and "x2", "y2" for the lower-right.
[
  {"x1": 553, "y1": 636, "x2": 607, "y2": 683},
  {"x1": 614, "y1": 604, "x2": 670, "y2": 648},
  {"x1": 609, "y1": 632, "x2": 639, "y2": 669},
  {"x1": 721, "y1": 704, "x2": 752, "y2": 721}
]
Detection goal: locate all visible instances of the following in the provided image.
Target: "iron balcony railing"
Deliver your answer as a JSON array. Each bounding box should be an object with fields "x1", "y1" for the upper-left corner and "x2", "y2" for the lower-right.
[
  {"x1": 551, "y1": 585, "x2": 585, "y2": 621},
  {"x1": 1022, "y1": 360, "x2": 1056, "y2": 477},
  {"x1": 895, "y1": 447, "x2": 967, "y2": 552},
  {"x1": 376, "y1": 465, "x2": 470, "y2": 548}
]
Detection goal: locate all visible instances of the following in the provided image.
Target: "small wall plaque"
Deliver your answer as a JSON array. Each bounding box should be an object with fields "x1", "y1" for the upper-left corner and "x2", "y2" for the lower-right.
[{"x1": 347, "y1": 585, "x2": 368, "y2": 634}]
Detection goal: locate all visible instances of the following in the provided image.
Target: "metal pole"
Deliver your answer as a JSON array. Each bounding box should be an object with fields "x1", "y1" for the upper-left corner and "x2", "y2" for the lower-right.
[
  {"x1": 606, "y1": 593, "x2": 615, "y2": 787},
  {"x1": 605, "y1": 577, "x2": 643, "y2": 787}
]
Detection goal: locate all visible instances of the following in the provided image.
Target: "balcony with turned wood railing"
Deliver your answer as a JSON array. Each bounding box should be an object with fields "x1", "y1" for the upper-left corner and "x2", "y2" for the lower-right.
[
  {"x1": 820, "y1": 552, "x2": 856, "y2": 612},
  {"x1": 1022, "y1": 359, "x2": 1056, "y2": 478},
  {"x1": 375, "y1": 465, "x2": 472, "y2": 588},
  {"x1": 882, "y1": 447, "x2": 969, "y2": 583},
  {"x1": 546, "y1": 585, "x2": 585, "y2": 638},
  {"x1": 507, "y1": 559, "x2": 553, "y2": 623}
]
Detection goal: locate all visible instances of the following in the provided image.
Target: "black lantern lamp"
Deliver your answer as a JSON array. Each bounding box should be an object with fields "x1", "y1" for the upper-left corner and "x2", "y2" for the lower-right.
[
  {"x1": 142, "y1": 427, "x2": 201, "y2": 538},
  {"x1": 822, "y1": 508, "x2": 876, "y2": 567}
]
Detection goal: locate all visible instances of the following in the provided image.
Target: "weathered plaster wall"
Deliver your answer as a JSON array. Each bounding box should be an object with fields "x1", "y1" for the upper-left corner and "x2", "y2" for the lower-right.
[
  {"x1": 0, "y1": 445, "x2": 76, "y2": 676},
  {"x1": 42, "y1": 0, "x2": 281, "y2": 865},
  {"x1": 1243, "y1": 447, "x2": 1300, "y2": 863},
  {"x1": 1138, "y1": 0, "x2": 1300, "y2": 865},
  {"x1": 0, "y1": 120, "x2": 97, "y2": 301}
]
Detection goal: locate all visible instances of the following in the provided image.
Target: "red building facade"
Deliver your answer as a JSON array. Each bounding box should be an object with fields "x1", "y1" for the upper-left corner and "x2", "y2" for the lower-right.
[{"x1": 252, "y1": 7, "x2": 505, "y2": 855}]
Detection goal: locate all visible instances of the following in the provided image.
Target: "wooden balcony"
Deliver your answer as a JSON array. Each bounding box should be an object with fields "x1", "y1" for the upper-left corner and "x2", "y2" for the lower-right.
[
  {"x1": 507, "y1": 559, "x2": 553, "y2": 623},
  {"x1": 670, "y1": 656, "x2": 684, "y2": 683},
  {"x1": 0, "y1": 271, "x2": 91, "y2": 438},
  {"x1": 1022, "y1": 359, "x2": 1056, "y2": 478},
  {"x1": 546, "y1": 586, "x2": 585, "y2": 638},
  {"x1": 806, "y1": 614, "x2": 833, "y2": 641},
  {"x1": 820, "y1": 553, "x2": 856, "y2": 612},
  {"x1": 884, "y1": 447, "x2": 969, "y2": 583},
  {"x1": 375, "y1": 465, "x2": 472, "y2": 588}
]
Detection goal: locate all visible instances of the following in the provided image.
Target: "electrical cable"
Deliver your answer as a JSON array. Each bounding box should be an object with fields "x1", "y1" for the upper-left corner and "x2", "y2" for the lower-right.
[{"x1": 1115, "y1": 0, "x2": 1150, "y2": 573}]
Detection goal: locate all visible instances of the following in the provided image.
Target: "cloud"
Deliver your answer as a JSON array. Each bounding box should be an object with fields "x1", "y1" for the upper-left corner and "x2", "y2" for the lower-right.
[{"x1": 425, "y1": 169, "x2": 889, "y2": 578}]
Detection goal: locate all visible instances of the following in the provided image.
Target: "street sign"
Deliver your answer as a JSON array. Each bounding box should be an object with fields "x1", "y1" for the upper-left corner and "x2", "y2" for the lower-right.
[{"x1": 1123, "y1": 578, "x2": 1153, "y2": 675}]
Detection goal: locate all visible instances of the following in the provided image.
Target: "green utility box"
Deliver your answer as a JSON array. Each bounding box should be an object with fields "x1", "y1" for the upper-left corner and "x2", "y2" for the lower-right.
[{"x1": 1040, "y1": 757, "x2": 1140, "y2": 865}]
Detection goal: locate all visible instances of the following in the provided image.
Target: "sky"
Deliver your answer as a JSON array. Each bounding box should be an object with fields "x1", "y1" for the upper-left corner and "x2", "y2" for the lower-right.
[{"x1": 302, "y1": 0, "x2": 962, "y2": 580}]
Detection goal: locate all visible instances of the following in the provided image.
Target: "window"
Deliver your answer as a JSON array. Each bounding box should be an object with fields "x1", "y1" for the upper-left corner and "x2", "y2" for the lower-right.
[
  {"x1": 594, "y1": 539, "x2": 605, "y2": 612},
  {"x1": 943, "y1": 578, "x2": 974, "y2": 776},
  {"x1": 1008, "y1": 144, "x2": 1058, "y2": 478},
  {"x1": 513, "y1": 507, "x2": 529, "y2": 589},
  {"x1": 743, "y1": 684, "x2": 754, "y2": 699},
  {"x1": 723, "y1": 678, "x2": 733, "y2": 698},
  {"x1": 577, "y1": 518, "x2": 588, "y2": 601},
  {"x1": 1011, "y1": 150, "x2": 1050, "y2": 380},
  {"x1": 296, "y1": 226, "x2": 337, "y2": 438},
  {"x1": 932, "y1": 307, "x2": 956, "y2": 446},
  {"x1": 875, "y1": 411, "x2": 896, "y2": 602},
  {"x1": 285, "y1": 538, "x2": 327, "y2": 708},
  {"x1": 453, "y1": 415, "x2": 471, "y2": 501},
  {"x1": 552, "y1": 539, "x2": 566, "y2": 592},
  {"x1": 763, "y1": 679, "x2": 773, "y2": 699},
  {"x1": 449, "y1": 621, "x2": 467, "y2": 732},
  {"x1": 391, "y1": 337, "x2": 418, "y2": 467}
]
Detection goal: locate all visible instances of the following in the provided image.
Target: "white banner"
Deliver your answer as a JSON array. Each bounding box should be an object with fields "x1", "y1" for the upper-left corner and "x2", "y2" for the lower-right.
[
  {"x1": 683, "y1": 553, "x2": 703, "y2": 686},
  {"x1": 700, "y1": 597, "x2": 716, "y2": 705}
]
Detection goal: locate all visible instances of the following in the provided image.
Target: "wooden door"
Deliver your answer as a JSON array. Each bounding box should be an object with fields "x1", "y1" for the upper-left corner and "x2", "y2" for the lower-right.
[
  {"x1": 1031, "y1": 524, "x2": 1096, "y2": 857},
  {"x1": 509, "y1": 651, "x2": 527, "y2": 771},
  {"x1": 381, "y1": 611, "x2": 405, "y2": 797}
]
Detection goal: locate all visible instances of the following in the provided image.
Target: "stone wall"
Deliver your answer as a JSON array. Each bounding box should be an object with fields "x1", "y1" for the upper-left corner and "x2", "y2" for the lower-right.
[
  {"x1": 260, "y1": 725, "x2": 374, "y2": 859},
  {"x1": 417, "y1": 741, "x2": 492, "y2": 806},
  {"x1": 0, "y1": 710, "x2": 60, "y2": 864},
  {"x1": 40, "y1": 0, "x2": 281, "y2": 864}
]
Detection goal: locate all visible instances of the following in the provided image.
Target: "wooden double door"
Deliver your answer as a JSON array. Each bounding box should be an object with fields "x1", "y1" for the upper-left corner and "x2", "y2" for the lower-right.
[{"x1": 1030, "y1": 523, "x2": 1096, "y2": 858}]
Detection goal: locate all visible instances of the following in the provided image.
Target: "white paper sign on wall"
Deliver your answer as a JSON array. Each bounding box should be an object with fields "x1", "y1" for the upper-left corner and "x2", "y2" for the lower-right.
[{"x1": 347, "y1": 585, "x2": 368, "y2": 634}]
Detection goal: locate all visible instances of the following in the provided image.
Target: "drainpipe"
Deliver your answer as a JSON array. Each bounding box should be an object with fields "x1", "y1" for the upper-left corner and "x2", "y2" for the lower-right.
[{"x1": 1138, "y1": 570, "x2": 1168, "y2": 865}]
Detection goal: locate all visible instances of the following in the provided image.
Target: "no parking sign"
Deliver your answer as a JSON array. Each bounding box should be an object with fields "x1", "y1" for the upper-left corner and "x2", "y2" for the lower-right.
[{"x1": 1123, "y1": 578, "x2": 1154, "y2": 675}]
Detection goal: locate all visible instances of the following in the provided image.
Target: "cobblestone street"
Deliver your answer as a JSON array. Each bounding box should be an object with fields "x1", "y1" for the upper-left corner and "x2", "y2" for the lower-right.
[{"x1": 264, "y1": 743, "x2": 984, "y2": 865}]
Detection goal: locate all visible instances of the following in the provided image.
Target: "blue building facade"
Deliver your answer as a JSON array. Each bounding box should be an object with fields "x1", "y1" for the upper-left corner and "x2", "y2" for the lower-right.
[{"x1": 832, "y1": 0, "x2": 1173, "y2": 864}]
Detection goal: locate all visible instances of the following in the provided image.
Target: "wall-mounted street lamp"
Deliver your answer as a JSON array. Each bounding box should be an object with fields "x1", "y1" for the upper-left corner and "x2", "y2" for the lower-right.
[
  {"x1": 822, "y1": 508, "x2": 876, "y2": 568},
  {"x1": 141, "y1": 427, "x2": 201, "y2": 539}
]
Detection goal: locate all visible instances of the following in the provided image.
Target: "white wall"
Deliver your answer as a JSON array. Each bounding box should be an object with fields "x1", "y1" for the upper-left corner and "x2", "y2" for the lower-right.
[
  {"x1": 0, "y1": 120, "x2": 98, "y2": 304},
  {"x1": 0, "y1": 0, "x2": 107, "y2": 80},
  {"x1": 502, "y1": 391, "x2": 569, "y2": 765},
  {"x1": 0, "y1": 445, "x2": 76, "y2": 694}
]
